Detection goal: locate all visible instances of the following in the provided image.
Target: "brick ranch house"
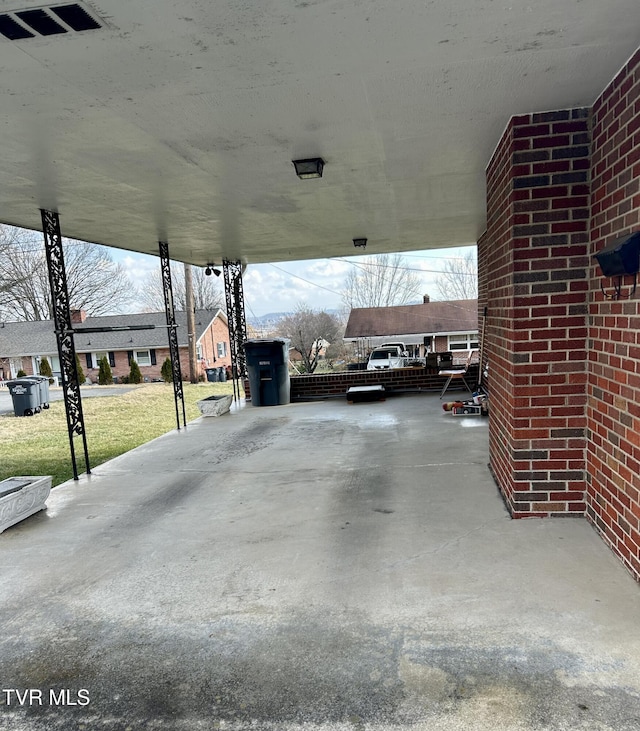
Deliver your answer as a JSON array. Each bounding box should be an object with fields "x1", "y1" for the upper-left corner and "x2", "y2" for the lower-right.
[
  {"x1": 344, "y1": 296, "x2": 479, "y2": 362},
  {"x1": 0, "y1": 309, "x2": 230, "y2": 383}
]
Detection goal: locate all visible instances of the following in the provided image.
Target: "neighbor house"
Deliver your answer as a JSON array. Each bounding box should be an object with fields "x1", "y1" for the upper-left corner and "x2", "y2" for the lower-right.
[
  {"x1": 0, "y1": 309, "x2": 230, "y2": 383},
  {"x1": 344, "y1": 296, "x2": 479, "y2": 360}
]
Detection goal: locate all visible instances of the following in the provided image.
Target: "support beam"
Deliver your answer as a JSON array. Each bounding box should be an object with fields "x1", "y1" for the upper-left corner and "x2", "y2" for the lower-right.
[
  {"x1": 159, "y1": 242, "x2": 186, "y2": 429},
  {"x1": 222, "y1": 260, "x2": 247, "y2": 403},
  {"x1": 41, "y1": 209, "x2": 90, "y2": 481}
]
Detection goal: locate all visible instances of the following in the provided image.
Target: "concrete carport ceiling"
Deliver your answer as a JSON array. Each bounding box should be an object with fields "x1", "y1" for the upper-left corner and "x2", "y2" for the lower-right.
[{"x1": 0, "y1": 1, "x2": 638, "y2": 267}]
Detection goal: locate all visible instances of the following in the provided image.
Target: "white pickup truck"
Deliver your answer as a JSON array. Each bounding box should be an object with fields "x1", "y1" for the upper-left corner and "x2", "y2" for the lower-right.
[
  {"x1": 366, "y1": 346, "x2": 404, "y2": 370},
  {"x1": 366, "y1": 345, "x2": 427, "y2": 370}
]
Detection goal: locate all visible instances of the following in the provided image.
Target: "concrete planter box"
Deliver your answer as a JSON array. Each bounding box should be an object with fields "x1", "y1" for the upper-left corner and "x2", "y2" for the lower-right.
[
  {"x1": 197, "y1": 394, "x2": 232, "y2": 417},
  {"x1": 0, "y1": 476, "x2": 52, "y2": 533}
]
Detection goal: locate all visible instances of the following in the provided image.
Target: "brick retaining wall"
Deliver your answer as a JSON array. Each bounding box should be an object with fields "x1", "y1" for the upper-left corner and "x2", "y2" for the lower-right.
[{"x1": 244, "y1": 364, "x2": 480, "y2": 401}]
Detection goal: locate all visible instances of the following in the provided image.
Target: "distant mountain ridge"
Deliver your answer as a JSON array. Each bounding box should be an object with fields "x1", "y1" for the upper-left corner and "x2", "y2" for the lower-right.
[
  {"x1": 246, "y1": 312, "x2": 291, "y2": 336},
  {"x1": 248, "y1": 309, "x2": 341, "y2": 336}
]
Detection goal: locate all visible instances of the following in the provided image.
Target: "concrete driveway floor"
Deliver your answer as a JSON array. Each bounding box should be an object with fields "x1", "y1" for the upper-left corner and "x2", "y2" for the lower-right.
[{"x1": 1, "y1": 393, "x2": 639, "y2": 730}]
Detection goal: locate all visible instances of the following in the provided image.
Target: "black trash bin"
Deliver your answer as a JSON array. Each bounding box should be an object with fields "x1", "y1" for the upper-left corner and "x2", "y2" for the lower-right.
[
  {"x1": 6, "y1": 378, "x2": 41, "y2": 416},
  {"x1": 244, "y1": 338, "x2": 290, "y2": 406},
  {"x1": 218, "y1": 366, "x2": 227, "y2": 382},
  {"x1": 205, "y1": 368, "x2": 219, "y2": 383}
]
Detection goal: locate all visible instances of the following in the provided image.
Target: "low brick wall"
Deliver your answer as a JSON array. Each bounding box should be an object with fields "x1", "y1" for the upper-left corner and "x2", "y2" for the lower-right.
[{"x1": 244, "y1": 365, "x2": 479, "y2": 402}]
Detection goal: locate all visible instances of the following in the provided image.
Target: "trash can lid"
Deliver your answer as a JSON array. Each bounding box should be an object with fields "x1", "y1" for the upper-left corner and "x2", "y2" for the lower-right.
[
  {"x1": 244, "y1": 338, "x2": 291, "y2": 351},
  {"x1": 244, "y1": 338, "x2": 289, "y2": 345}
]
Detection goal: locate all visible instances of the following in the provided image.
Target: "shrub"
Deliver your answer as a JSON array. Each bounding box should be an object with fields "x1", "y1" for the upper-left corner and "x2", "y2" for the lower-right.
[
  {"x1": 98, "y1": 356, "x2": 113, "y2": 385},
  {"x1": 17, "y1": 369, "x2": 27, "y2": 377},
  {"x1": 75, "y1": 354, "x2": 85, "y2": 385},
  {"x1": 161, "y1": 357, "x2": 173, "y2": 383},
  {"x1": 128, "y1": 359, "x2": 142, "y2": 384},
  {"x1": 39, "y1": 357, "x2": 53, "y2": 378}
]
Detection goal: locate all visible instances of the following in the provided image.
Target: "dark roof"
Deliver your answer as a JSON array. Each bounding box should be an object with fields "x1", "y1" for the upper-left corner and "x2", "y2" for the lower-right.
[
  {"x1": 0, "y1": 309, "x2": 226, "y2": 358},
  {"x1": 344, "y1": 300, "x2": 478, "y2": 339}
]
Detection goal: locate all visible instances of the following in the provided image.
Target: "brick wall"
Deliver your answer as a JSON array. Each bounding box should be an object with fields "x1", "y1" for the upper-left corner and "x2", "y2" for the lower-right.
[
  {"x1": 483, "y1": 109, "x2": 591, "y2": 517},
  {"x1": 483, "y1": 117, "x2": 519, "y2": 511},
  {"x1": 244, "y1": 364, "x2": 480, "y2": 402},
  {"x1": 198, "y1": 316, "x2": 232, "y2": 372},
  {"x1": 587, "y1": 48, "x2": 640, "y2": 579}
]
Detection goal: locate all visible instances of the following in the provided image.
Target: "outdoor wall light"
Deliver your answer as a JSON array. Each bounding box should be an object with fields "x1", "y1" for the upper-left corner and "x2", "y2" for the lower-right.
[
  {"x1": 205, "y1": 264, "x2": 221, "y2": 277},
  {"x1": 594, "y1": 230, "x2": 640, "y2": 299},
  {"x1": 292, "y1": 158, "x2": 324, "y2": 179},
  {"x1": 353, "y1": 238, "x2": 367, "y2": 249}
]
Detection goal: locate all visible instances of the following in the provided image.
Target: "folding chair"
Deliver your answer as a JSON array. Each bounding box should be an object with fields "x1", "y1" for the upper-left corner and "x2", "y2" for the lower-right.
[{"x1": 439, "y1": 350, "x2": 473, "y2": 398}]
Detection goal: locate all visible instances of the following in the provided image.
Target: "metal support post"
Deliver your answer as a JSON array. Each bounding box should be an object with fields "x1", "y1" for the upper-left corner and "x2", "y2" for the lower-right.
[
  {"x1": 159, "y1": 242, "x2": 186, "y2": 429},
  {"x1": 41, "y1": 209, "x2": 90, "y2": 480},
  {"x1": 222, "y1": 260, "x2": 248, "y2": 403}
]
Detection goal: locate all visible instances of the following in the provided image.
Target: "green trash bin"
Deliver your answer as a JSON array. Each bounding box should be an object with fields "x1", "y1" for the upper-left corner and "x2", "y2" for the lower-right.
[{"x1": 6, "y1": 378, "x2": 41, "y2": 416}]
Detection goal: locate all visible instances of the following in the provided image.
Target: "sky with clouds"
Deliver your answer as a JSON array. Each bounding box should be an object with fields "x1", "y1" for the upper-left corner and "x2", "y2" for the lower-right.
[{"x1": 110, "y1": 245, "x2": 476, "y2": 318}]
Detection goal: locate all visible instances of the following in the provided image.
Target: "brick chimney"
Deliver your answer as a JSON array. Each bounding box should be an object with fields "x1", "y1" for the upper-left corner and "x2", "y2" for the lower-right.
[
  {"x1": 70, "y1": 309, "x2": 87, "y2": 323},
  {"x1": 423, "y1": 294, "x2": 430, "y2": 304}
]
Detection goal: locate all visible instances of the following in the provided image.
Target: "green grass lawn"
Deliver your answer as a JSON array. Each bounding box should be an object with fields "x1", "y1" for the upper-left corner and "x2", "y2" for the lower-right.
[{"x1": 0, "y1": 382, "x2": 240, "y2": 486}]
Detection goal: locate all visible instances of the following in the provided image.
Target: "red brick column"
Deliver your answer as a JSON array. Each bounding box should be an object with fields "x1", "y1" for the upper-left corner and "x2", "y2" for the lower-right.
[{"x1": 482, "y1": 109, "x2": 591, "y2": 516}]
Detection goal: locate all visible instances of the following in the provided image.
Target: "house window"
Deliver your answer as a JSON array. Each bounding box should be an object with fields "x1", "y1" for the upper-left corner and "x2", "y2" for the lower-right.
[
  {"x1": 135, "y1": 350, "x2": 151, "y2": 367},
  {"x1": 40, "y1": 355, "x2": 60, "y2": 374},
  {"x1": 196, "y1": 343, "x2": 203, "y2": 360},
  {"x1": 448, "y1": 333, "x2": 479, "y2": 350},
  {"x1": 217, "y1": 342, "x2": 227, "y2": 358},
  {"x1": 92, "y1": 352, "x2": 116, "y2": 368}
]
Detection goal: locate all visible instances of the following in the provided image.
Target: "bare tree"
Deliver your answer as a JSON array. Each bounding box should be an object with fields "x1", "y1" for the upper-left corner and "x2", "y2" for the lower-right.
[
  {"x1": 139, "y1": 264, "x2": 224, "y2": 312},
  {"x1": 276, "y1": 304, "x2": 341, "y2": 373},
  {"x1": 435, "y1": 249, "x2": 478, "y2": 300},
  {"x1": 341, "y1": 253, "x2": 422, "y2": 310},
  {"x1": 0, "y1": 225, "x2": 135, "y2": 321},
  {"x1": 0, "y1": 226, "x2": 34, "y2": 312}
]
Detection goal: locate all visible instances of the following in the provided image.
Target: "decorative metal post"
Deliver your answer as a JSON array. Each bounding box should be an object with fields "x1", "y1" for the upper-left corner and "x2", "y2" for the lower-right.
[
  {"x1": 223, "y1": 259, "x2": 248, "y2": 403},
  {"x1": 159, "y1": 242, "x2": 186, "y2": 429},
  {"x1": 41, "y1": 209, "x2": 90, "y2": 480}
]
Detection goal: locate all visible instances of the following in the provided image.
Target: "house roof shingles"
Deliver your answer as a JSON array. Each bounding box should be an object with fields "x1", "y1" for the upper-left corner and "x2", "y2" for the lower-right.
[
  {"x1": 344, "y1": 300, "x2": 478, "y2": 340},
  {"x1": 0, "y1": 309, "x2": 225, "y2": 358}
]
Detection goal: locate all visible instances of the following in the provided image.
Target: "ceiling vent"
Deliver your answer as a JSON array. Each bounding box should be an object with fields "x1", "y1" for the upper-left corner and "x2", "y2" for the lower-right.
[{"x1": 0, "y1": 3, "x2": 102, "y2": 40}]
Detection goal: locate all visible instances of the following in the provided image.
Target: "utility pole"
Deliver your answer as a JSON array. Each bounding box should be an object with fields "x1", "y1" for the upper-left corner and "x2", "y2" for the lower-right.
[{"x1": 184, "y1": 263, "x2": 198, "y2": 384}]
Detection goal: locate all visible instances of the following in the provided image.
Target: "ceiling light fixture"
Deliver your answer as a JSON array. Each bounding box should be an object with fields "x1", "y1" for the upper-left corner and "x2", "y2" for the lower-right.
[
  {"x1": 292, "y1": 158, "x2": 324, "y2": 179},
  {"x1": 353, "y1": 238, "x2": 367, "y2": 249}
]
